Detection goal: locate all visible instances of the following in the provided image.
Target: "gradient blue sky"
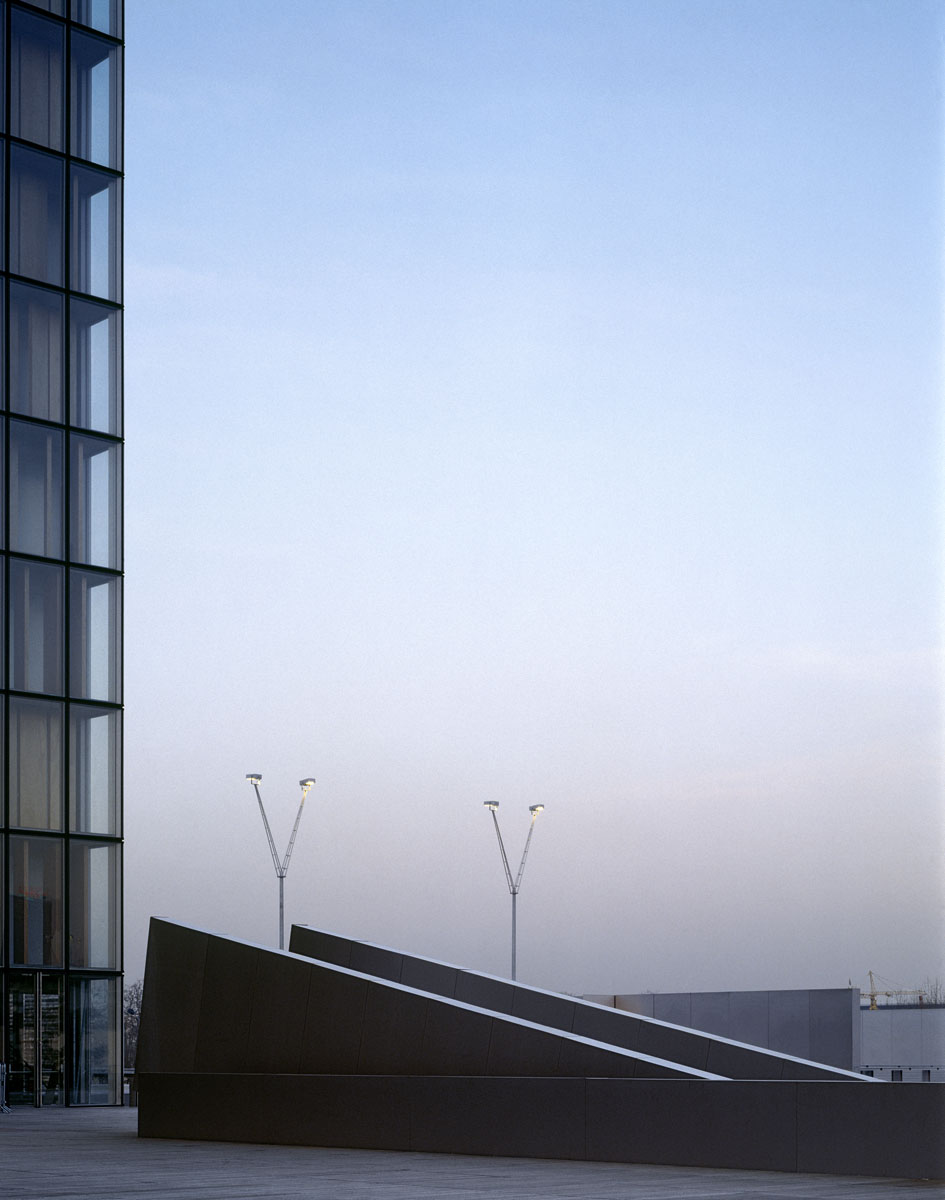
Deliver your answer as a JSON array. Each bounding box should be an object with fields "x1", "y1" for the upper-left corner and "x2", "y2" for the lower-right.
[{"x1": 123, "y1": 0, "x2": 943, "y2": 995}]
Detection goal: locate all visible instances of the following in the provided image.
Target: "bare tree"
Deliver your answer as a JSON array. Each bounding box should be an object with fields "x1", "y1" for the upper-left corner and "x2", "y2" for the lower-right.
[
  {"x1": 123, "y1": 979, "x2": 144, "y2": 1069},
  {"x1": 921, "y1": 977, "x2": 945, "y2": 1006}
]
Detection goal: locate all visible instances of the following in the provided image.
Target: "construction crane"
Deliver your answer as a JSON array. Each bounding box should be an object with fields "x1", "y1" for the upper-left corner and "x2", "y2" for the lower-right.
[{"x1": 863, "y1": 970, "x2": 926, "y2": 1011}]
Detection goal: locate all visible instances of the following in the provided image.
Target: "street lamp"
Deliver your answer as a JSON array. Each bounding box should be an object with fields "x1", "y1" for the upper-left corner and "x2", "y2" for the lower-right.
[
  {"x1": 483, "y1": 801, "x2": 545, "y2": 980},
  {"x1": 246, "y1": 773, "x2": 316, "y2": 949}
]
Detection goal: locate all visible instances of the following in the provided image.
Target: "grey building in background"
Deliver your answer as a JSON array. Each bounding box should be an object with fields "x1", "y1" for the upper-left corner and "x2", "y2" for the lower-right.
[
  {"x1": 1, "y1": 0, "x2": 124, "y2": 1106},
  {"x1": 583, "y1": 990, "x2": 860, "y2": 1072},
  {"x1": 587, "y1": 990, "x2": 945, "y2": 1081},
  {"x1": 861, "y1": 1008, "x2": 945, "y2": 1082}
]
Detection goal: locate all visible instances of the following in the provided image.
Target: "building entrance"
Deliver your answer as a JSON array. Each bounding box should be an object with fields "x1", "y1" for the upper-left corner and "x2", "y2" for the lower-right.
[{"x1": 5, "y1": 974, "x2": 64, "y2": 1106}]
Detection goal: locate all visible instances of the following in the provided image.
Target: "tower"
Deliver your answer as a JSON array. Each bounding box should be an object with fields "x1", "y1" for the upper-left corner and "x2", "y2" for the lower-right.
[{"x1": 1, "y1": 0, "x2": 123, "y2": 1106}]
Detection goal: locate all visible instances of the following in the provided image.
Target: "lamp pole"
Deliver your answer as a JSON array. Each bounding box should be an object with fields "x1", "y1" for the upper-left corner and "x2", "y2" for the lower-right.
[
  {"x1": 483, "y1": 801, "x2": 544, "y2": 980},
  {"x1": 246, "y1": 774, "x2": 316, "y2": 949}
]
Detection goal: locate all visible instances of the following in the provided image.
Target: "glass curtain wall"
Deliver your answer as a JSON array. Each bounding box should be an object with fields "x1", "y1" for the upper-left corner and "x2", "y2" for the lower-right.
[{"x1": 1, "y1": 0, "x2": 122, "y2": 1106}]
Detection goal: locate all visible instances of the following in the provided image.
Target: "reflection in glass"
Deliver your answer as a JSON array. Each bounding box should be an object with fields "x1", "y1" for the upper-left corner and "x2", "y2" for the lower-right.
[
  {"x1": 6, "y1": 975, "x2": 36, "y2": 1103},
  {"x1": 10, "y1": 145, "x2": 64, "y2": 286},
  {"x1": 71, "y1": 436, "x2": 121, "y2": 568},
  {"x1": 5, "y1": 973, "x2": 65, "y2": 1105},
  {"x1": 0, "y1": 419, "x2": 5, "y2": 551},
  {"x1": 10, "y1": 697, "x2": 63, "y2": 830},
  {"x1": 71, "y1": 0, "x2": 121, "y2": 38},
  {"x1": 10, "y1": 836, "x2": 63, "y2": 966},
  {"x1": 10, "y1": 559, "x2": 64, "y2": 694},
  {"x1": 11, "y1": 8, "x2": 64, "y2": 150},
  {"x1": 70, "y1": 299, "x2": 121, "y2": 434},
  {"x1": 0, "y1": 155, "x2": 5, "y2": 264},
  {"x1": 70, "y1": 166, "x2": 120, "y2": 301},
  {"x1": 10, "y1": 421, "x2": 64, "y2": 557},
  {"x1": 10, "y1": 283, "x2": 64, "y2": 420},
  {"x1": 19, "y1": 0, "x2": 66, "y2": 14},
  {"x1": 70, "y1": 704, "x2": 120, "y2": 835},
  {"x1": 69, "y1": 977, "x2": 120, "y2": 1104},
  {"x1": 71, "y1": 31, "x2": 121, "y2": 169},
  {"x1": 69, "y1": 570, "x2": 120, "y2": 702},
  {"x1": 69, "y1": 841, "x2": 119, "y2": 969}
]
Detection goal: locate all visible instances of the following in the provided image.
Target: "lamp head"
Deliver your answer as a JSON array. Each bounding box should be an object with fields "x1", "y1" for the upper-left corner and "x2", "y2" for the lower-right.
[
  {"x1": 246, "y1": 773, "x2": 262, "y2": 785},
  {"x1": 529, "y1": 804, "x2": 544, "y2": 815},
  {"x1": 299, "y1": 777, "x2": 316, "y2": 791},
  {"x1": 483, "y1": 801, "x2": 499, "y2": 811}
]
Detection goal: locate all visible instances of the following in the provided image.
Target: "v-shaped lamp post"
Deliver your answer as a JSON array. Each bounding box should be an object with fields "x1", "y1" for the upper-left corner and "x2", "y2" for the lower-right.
[
  {"x1": 483, "y1": 801, "x2": 544, "y2": 980},
  {"x1": 246, "y1": 773, "x2": 316, "y2": 949}
]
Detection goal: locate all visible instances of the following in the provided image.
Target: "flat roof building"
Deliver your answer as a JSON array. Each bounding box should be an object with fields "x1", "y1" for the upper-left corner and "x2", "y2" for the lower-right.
[{"x1": 1, "y1": 0, "x2": 123, "y2": 1106}]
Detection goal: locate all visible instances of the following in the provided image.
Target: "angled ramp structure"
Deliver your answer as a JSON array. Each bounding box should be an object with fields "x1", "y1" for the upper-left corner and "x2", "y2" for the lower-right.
[
  {"x1": 288, "y1": 925, "x2": 865, "y2": 1083},
  {"x1": 136, "y1": 919, "x2": 945, "y2": 1180}
]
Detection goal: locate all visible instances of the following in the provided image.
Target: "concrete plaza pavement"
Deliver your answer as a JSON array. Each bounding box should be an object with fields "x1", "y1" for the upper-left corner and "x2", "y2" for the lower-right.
[{"x1": 1, "y1": 1107, "x2": 943, "y2": 1200}]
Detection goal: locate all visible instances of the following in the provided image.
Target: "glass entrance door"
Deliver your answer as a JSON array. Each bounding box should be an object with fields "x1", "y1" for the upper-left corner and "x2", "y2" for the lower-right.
[{"x1": 5, "y1": 972, "x2": 64, "y2": 1105}]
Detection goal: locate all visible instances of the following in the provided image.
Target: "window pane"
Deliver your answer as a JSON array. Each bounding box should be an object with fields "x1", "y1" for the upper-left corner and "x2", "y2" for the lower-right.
[
  {"x1": 19, "y1": 0, "x2": 65, "y2": 14},
  {"x1": 9, "y1": 697, "x2": 63, "y2": 830},
  {"x1": 69, "y1": 569, "x2": 120, "y2": 701},
  {"x1": 10, "y1": 145, "x2": 64, "y2": 286},
  {"x1": 10, "y1": 282, "x2": 64, "y2": 421},
  {"x1": 69, "y1": 976, "x2": 120, "y2": 1104},
  {"x1": 10, "y1": 836, "x2": 63, "y2": 966},
  {"x1": 70, "y1": 435, "x2": 120, "y2": 567},
  {"x1": 69, "y1": 299, "x2": 121, "y2": 434},
  {"x1": 9, "y1": 559, "x2": 64, "y2": 694},
  {"x1": 71, "y1": 31, "x2": 121, "y2": 170},
  {"x1": 71, "y1": 0, "x2": 121, "y2": 38},
  {"x1": 10, "y1": 8, "x2": 64, "y2": 150},
  {"x1": 69, "y1": 703, "x2": 120, "y2": 834},
  {"x1": 0, "y1": 154, "x2": 6, "y2": 264},
  {"x1": 70, "y1": 166, "x2": 120, "y2": 301},
  {"x1": 10, "y1": 421, "x2": 64, "y2": 557},
  {"x1": 69, "y1": 841, "x2": 119, "y2": 968},
  {"x1": 0, "y1": 14, "x2": 6, "y2": 134},
  {"x1": 0, "y1": 418, "x2": 5, "y2": 549},
  {"x1": 5, "y1": 975, "x2": 35, "y2": 1104},
  {"x1": 5, "y1": 972, "x2": 64, "y2": 1105}
]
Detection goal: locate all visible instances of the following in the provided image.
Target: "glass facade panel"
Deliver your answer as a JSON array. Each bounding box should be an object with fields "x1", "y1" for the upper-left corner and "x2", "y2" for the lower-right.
[
  {"x1": 71, "y1": 0, "x2": 121, "y2": 39},
  {"x1": 10, "y1": 836, "x2": 63, "y2": 966},
  {"x1": 69, "y1": 976, "x2": 119, "y2": 1103},
  {"x1": 69, "y1": 569, "x2": 120, "y2": 701},
  {"x1": 10, "y1": 282, "x2": 64, "y2": 420},
  {"x1": 70, "y1": 165, "x2": 120, "y2": 301},
  {"x1": 9, "y1": 420, "x2": 64, "y2": 557},
  {"x1": 3, "y1": 973, "x2": 62, "y2": 1104},
  {"x1": 69, "y1": 841, "x2": 118, "y2": 968},
  {"x1": 69, "y1": 298, "x2": 121, "y2": 434},
  {"x1": 0, "y1": 418, "x2": 5, "y2": 549},
  {"x1": 70, "y1": 435, "x2": 120, "y2": 568},
  {"x1": 69, "y1": 840, "x2": 119, "y2": 969},
  {"x1": 10, "y1": 144, "x2": 64, "y2": 286},
  {"x1": 69, "y1": 703, "x2": 119, "y2": 834},
  {"x1": 9, "y1": 696, "x2": 63, "y2": 830},
  {"x1": 9, "y1": 558, "x2": 64, "y2": 694},
  {"x1": 19, "y1": 0, "x2": 65, "y2": 14},
  {"x1": 10, "y1": 8, "x2": 64, "y2": 151},
  {"x1": 71, "y1": 31, "x2": 121, "y2": 170},
  {"x1": 6, "y1": 974, "x2": 36, "y2": 1103},
  {"x1": 3, "y1": 0, "x2": 123, "y2": 1108},
  {"x1": 0, "y1": 154, "x2": 5, "y2": 263}
]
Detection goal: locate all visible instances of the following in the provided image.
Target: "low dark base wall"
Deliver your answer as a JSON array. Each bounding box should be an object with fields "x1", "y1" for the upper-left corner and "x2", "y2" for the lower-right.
[{"x1": 137, "y1": 1074, "x2": 945, "y2": 1180}]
